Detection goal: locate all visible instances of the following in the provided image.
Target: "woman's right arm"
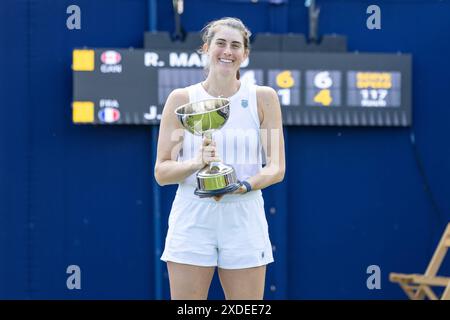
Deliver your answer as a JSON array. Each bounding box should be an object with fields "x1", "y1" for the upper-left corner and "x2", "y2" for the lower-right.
[
  {"x1": 154, "y1": 88, "x2": 220, "y2": 186},
  {"x1": 154, "y1": 88, "x2": 199, "y2": 186}
]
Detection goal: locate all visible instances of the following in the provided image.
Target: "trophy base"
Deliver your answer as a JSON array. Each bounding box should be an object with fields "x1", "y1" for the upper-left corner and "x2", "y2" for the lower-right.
[
  {"x1": 194, "y1": 182, "x2": 242, "y2": 198},
  {"x1": 194, "y1": 162, "x2": 240, "y2": 198}
]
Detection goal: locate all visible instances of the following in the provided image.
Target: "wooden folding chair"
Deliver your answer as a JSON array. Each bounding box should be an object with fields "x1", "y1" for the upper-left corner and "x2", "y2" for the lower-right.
[{"x1": 389, "y1": 222, "x2": 450, "y2": 300}]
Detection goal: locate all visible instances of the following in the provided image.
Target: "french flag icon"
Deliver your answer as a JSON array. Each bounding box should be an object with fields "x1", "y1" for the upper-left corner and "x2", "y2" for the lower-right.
[{"x1": 98, "y1": 107, "x2": 120, "y2": 123}]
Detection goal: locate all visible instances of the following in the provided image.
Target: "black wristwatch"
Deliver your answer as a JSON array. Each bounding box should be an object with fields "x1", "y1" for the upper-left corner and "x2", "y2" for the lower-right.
[{"x1": 241, "y1": 181, "x2": 252, "y2": 193}]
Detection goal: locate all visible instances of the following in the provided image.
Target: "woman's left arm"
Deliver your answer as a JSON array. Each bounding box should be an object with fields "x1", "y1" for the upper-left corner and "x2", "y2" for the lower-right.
[{"x1": 243, "y1": 86, "x2": 286, "y2": 191}]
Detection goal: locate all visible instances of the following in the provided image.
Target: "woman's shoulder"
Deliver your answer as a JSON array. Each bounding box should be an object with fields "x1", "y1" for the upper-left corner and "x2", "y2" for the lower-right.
[
  {"x1": 165, "y1": 87, "x2": 190, "y2": 110},
  {"x1": 255, "y1": 85, "x2": 279, "y2": 108},
  {"x1": 253, "y1": 86, "x2": 279, "y2": 125},
  {"x1": 167, "y1": 82, "x2": 204, "y2": 104},
  {"x1": 169, "y1": 87, "x2": 189, "y2": 100},
  {"x1": 255, "y1": 85, "x2": 277, "y2": 100}
]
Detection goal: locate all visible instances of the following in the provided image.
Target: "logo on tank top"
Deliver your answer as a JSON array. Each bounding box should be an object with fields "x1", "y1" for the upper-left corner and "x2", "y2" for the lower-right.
[{"x1": 241, "y1": 99, "x2": 248, "y2": 108}]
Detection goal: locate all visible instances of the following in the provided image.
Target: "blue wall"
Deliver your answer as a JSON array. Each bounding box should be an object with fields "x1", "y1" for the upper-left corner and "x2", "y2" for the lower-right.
[{"x1": 1, "y1": 0, "x2": 449, "y2": 299}]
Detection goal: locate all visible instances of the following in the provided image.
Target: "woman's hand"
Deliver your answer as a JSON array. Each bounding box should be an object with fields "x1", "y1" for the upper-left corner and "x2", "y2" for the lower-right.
[
  {"x1": 232, "y1": 184, "x2": 247, "y2": 195},
  {"x1": 194, "y1": 137, "x2": 247, "y2": 201},
  {"x1": 191, "y1": 136, "x2": 221, "y2": 170},
  {"x1": 212, "y1": 184, "x2": 247, "y2": 201}
]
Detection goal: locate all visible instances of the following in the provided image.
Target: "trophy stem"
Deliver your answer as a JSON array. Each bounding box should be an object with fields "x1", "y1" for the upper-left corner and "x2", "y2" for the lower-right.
[{"x1": 202, "y1": 131, "x2": 220, "y2": 172}]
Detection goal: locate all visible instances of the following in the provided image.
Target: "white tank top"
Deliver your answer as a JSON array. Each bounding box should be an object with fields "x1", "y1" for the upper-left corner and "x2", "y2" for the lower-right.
[{"x1": 177, "y1": 81, "x2": 264, "y2": 188}]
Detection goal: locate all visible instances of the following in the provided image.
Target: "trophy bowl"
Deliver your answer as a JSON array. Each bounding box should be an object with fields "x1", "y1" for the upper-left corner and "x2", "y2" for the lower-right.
[{"x1": 175, "y1": 98, "x2": 241, "y2": 197}]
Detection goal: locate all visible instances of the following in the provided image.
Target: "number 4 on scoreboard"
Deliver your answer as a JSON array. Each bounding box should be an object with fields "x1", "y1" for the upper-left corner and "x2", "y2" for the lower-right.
[{"x1": 314, "y1": 89, "x2": 333, "y2": 106}]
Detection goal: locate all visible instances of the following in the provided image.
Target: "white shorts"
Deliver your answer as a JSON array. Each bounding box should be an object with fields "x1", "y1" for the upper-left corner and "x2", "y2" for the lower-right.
[{"x1": 161, "y1": 184, "x2": 274, "y2": 269}]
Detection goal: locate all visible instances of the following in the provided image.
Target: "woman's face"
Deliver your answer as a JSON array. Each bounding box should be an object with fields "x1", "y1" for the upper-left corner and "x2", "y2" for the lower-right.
[{"x1": 205, "y1": 26, "x2": 248, "y2": 78}]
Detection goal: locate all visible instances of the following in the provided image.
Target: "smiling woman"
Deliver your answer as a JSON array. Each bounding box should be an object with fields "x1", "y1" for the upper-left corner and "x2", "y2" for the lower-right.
[
  {"x1": 154, "y1": 17, "x2": 286, "y2": 300},
  {"x1": 198, "y1": 17, "x2": 252, "y2": 83}
]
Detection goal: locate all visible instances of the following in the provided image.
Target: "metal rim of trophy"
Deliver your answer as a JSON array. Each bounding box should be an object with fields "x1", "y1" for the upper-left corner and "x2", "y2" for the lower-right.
[{"x1": 174, "y1": 97, "x2": 230, "y2": 117}]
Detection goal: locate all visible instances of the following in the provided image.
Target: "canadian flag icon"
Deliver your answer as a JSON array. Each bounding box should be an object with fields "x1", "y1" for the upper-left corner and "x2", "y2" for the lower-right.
[{"x1": 101, "y1": 51, "x2": 122, "y2": 65}]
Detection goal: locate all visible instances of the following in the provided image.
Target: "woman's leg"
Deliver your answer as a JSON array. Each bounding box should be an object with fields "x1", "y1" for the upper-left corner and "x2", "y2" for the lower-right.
[
  {"x1": 167, "y1": 261, "x2": 216, "y2": 300},
  {"x1": 218, "y1": 265, "x2": 267, "y2": 300}
]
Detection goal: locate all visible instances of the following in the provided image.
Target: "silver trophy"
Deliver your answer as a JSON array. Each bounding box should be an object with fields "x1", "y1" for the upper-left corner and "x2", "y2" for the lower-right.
[{"x1": 175, "y1": 98, "x2": 241, "y2": 197}]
